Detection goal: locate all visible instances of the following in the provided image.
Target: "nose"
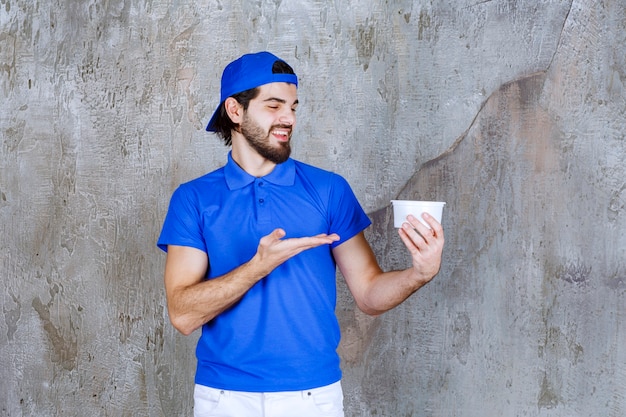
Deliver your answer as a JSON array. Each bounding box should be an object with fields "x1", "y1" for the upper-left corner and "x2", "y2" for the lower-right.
[{"x1": 278, "y1": 108, "x2": 295, "y2": 126}]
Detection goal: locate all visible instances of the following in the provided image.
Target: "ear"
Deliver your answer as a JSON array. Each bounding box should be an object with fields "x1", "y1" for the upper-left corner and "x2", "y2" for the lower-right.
[{"x1": 224, "y1": 97, "x2": 244, "y2": 125}]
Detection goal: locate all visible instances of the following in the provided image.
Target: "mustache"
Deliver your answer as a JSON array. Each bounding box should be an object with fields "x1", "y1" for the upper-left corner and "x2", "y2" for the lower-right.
[{"x1": 271, "y1": 124, "x2": 293, "y2": 132}]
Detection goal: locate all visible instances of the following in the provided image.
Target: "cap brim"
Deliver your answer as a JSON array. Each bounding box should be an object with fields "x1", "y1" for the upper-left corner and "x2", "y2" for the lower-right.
[{"x1": 205, "y1": 103, "x2": 221, "y2": 132}]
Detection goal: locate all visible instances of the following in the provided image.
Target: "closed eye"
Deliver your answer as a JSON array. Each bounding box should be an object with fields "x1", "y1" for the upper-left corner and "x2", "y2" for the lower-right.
[{"x1": 264, "y1": 97, "x2": 298, "y2": 109}]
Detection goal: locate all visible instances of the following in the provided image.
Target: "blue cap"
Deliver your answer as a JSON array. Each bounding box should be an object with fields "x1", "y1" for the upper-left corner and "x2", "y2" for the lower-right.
[{"x1": 205, "y1": 51, "x2": 298, "y2": 132}]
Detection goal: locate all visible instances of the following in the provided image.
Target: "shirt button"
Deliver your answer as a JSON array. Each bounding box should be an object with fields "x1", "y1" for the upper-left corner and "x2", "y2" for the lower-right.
[{"x1": 259, "y1": 198, "x2": 264, "y2": 204}]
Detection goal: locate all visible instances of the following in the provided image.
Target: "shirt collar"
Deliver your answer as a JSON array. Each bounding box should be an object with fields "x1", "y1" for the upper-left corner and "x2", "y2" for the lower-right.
[{"x1": 224, "y1": 151, "x2": 296, "y2": 190}]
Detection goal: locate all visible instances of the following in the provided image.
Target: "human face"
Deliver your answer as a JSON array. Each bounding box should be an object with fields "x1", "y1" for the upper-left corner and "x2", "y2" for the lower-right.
[{"x1": 240, "y1": 83, "x2": 298, "y2": 164}]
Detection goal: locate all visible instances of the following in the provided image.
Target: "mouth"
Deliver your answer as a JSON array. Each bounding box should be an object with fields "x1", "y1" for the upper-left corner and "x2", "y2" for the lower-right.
[{"x1": 271, "y1": 127, "x2": 291, "y2": 142}]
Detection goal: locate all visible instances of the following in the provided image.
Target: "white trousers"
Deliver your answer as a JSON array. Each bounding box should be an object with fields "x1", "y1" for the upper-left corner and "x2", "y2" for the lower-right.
[{"x1": 193, "y1": 381, "x2": 344, "y2": 417}]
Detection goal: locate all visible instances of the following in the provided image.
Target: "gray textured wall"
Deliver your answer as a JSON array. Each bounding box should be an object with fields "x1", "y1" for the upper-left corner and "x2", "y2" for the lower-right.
[{"x1": 1, "y1": 0, "x2": 624, "y2": 416}]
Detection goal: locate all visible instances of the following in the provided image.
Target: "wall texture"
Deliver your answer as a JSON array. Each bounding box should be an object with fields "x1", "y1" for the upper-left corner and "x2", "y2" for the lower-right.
[{"x1": 1, "y1": 0, "x2": 624, "y2": 416}]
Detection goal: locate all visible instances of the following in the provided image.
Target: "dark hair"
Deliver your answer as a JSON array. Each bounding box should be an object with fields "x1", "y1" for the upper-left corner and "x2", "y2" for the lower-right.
[{"x1": 213, "y1": 60, "x2": 296, "y2": 146}]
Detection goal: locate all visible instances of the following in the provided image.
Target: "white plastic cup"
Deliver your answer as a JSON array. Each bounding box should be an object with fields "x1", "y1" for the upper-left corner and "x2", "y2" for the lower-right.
[{"x1": 391, "y1": 200, "x2": 446, "y2": 228}]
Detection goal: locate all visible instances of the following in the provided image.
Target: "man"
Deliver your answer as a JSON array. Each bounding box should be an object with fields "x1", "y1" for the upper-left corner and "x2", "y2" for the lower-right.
[{"x1": 157, "y1": 51, "x2": 444, "y2": 417}]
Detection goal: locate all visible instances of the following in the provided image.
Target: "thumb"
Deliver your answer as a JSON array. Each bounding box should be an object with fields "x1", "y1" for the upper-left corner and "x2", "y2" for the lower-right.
[{"x1": 268, "y1": 228, "x2": 286, "y2": 241}]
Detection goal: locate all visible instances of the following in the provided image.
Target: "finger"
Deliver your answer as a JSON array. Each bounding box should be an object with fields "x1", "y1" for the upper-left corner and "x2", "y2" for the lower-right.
[
  {"x1": 397, "y1": 227, "x2": 422, "y2": 255},
  {"x1": 260, "y1": 228, "x2": 286, "y2": 247},
  {"x1": 419, "y1": 213, "x2": 443, "y2": 237},
  {"x1": 313, "y1": 233, "x2": 340, "y2": 242},
  {"x1": 299, "y1": 234, "x2": 340, "y2": 248},
  {"x1": 270, "y1": 228, "x2": 286, "y2": 240},
  {"x1": 404, "y1": 216, "x2": 432, "y2": 244},
  {"x1": 289, "y1": 233, "x2": 339, "y2": 245}
]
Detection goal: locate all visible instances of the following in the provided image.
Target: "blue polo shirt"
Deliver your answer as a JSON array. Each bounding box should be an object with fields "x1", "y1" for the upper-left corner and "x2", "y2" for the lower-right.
[{"x1": 157, "y1": 152, "x2": 371, "y2": 392}]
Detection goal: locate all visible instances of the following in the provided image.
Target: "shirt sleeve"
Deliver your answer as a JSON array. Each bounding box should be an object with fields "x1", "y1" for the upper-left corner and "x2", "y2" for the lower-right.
[
  {"x1": 156, "y1": 185, "x2": 207, "y2": 253},
  {"x1": 327, "y1": 173, "x2": 372, "y2": 248}
]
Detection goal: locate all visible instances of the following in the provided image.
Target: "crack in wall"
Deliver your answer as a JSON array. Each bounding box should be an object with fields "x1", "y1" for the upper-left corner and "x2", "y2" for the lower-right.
[
  {"x1": 394, "y1": 1, "x2": 574, "y2": 201},
  {"x1": 547, "y1": 0, "x2": 574, "y2": 71}
]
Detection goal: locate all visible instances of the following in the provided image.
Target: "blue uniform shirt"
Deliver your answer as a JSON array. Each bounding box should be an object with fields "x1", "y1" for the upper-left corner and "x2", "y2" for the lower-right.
[{"x1": 158, "y1": 152, "x2": 371, "y2": 391}]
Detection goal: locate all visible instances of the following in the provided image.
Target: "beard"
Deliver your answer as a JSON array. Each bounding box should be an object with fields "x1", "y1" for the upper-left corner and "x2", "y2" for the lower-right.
[{"x1": 240, "y1": 113, "x2": 292, "y2": 164}]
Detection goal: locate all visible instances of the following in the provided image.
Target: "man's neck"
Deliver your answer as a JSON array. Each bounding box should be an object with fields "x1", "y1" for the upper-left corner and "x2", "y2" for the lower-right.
[{"x1": 231, "y1": 136, "x2": 277, "y2": 178}]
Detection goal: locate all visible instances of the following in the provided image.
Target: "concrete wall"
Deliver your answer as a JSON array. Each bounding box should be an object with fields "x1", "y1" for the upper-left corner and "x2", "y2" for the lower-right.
[{"x1": 1, "y1": 0, "x2": 624, "y2": 416}]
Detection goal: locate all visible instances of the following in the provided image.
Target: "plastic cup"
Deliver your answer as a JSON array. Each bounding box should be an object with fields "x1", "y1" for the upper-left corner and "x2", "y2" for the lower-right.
[{"x1": 391, "y1": 200, "x2": 446, "y2": 228}]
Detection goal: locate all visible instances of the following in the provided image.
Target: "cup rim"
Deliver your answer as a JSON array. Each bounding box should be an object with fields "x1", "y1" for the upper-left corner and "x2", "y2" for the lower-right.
[{"x1": 391, "y1": 200, "x2": 446, "y2": 206}]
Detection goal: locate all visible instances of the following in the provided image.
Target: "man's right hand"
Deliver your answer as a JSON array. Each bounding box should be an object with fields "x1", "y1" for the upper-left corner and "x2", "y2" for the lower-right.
[
  {"x1": 251, "y1": 228, "x2": 340, "y2": 277},
  {"x1": 164, "y1": 229, "x2": 339, "y2": 335}
]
